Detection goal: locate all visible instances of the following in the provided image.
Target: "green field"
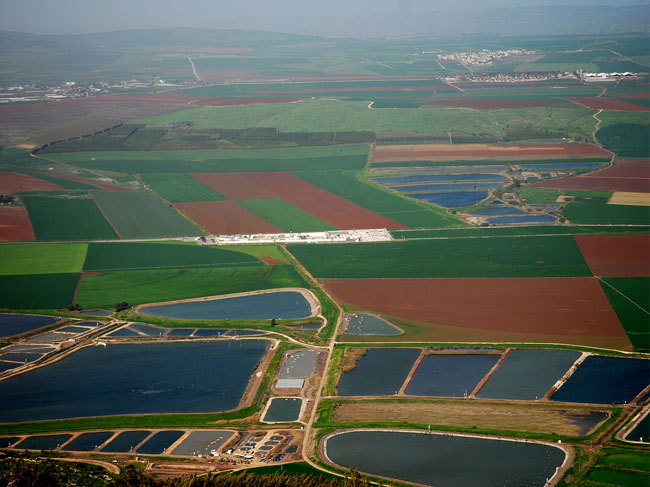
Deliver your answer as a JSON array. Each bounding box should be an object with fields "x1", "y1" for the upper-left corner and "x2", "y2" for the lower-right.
[
  {"x1": 234, "y1": 265, "x2": 309, "y2": 293},
  {"x1": 585, "y1": 467, "x2": 649, "y2": 487},
  {"x1": 596, "y1": 123, "x2": 650, "y2": 158},
  {"x1": 517, "y1": 187, "x2": 611, "y2": 205},
  {"x1": 287, "y1": 235, "x2": 592, "y2": 278},
  {"x1": 82, "y1": 242, "x2": 260, "y2": 271},
  {"x1": 22, "y1": 196, "x2": 118, "y2": 241},
  {"x1": 600, "y1": 277, "x2": 650, "y2": 351},
  {"x1": 391, "y1": 225, "x2": 649, "y2": 240},
  {"x1": 237, "y1": 199, "x2": 337, "y2": 232},
  {"x1": 564, "y1": 202, "x2": 650, "y2": 225},
  {"x1": 600, "y1": 449, "x2": 650, "y2": 473},
  {"x1": 75, "y1": 266, "x2": 268, "y2": 308},
  {"x1": 140, "y1": 173, "x2": 226, "y2": 202},
  {"x1": 48, "y1": 145, "x2": 370, "y2": 173},
  {"x1": 0, "y1": 273, "x2": 79, "y2": 310},
  {"x1": 294, "y1": 170, "x2": 463, "y2": 228},
  {"x1": 92, "y1": 191, "x2": 201, "y2": 239},
  {"x1": 136, "y1": 101, "x2": 596, "y2": 141},
  {"x1": 0, "y1": 243, "x2": 87, "y2": 276}
]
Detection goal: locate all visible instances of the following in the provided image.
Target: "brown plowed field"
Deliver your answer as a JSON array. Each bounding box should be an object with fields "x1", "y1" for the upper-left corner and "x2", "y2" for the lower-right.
[
  {"x1": 0, "y1": 206, "x2": 35, "y2": 241},
  {"x1": 242, "y1": 172, "x2": 406, "y2": 229},
  {"x1": 43, "y1": 172, "x2": 132, "y2": 191},
  {"x1": 0, "y1": 172, "x2": 63, "y2": 193},
  {"x1": 575, "y1": 235, "x2": 649, "y2": 277},
  {"x1": 567, "y1": 97, "x2": 649, "y2": 112},
  {"x1": 534, "y1": 160, "x2": 649, "y2": 193},
  {"x1": 372, "y1": 143, "x2": 607, "y2": 161},
  {"x1": 424, "y1": 99, "x2": 562, "y2": 109},
  {"x1": 174, "y1": 201, "x2": 282, "y2": 234},
  {"x1": 323, "y1": 277, "x2": 631, "y2": 349},
  {"x1": 609, "y1": 92, "x2": 650, "y2": 99},
  {"x1": 189, "y1": 97, "x2": 302, "y2": 106},
  {"x1": 190, "y1": 173, "x2": 278, "y2": 200}
]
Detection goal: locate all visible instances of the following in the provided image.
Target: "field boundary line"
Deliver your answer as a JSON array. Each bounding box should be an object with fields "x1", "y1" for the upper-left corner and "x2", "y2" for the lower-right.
[{"x1": 598, "y1": 278, "x2": 649, "y2": 315}]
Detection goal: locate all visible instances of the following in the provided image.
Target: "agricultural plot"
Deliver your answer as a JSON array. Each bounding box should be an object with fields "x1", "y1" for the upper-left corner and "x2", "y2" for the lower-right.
[
  {"x1": 0, "y1": 172, "x2": 63, "y2": 194},
  {"x1": 0, "y1": 273, "x2": 79, "y2": 310},
  {"x1": 575, "y1": 235, "x2": 649, "y2": 277},
  {"x1": 174, "y1": 201, "x2": 282, "y2": 235},
  {"x1": 237, "y1": 199, "x2": 337, "y2": 232},
  {"x1": 322, "y1": 278, "x2": 630, "y2": 349},
  {"x1": 22, "y1": 196, "x2": 118, "y2": 241},
  {"x1": 48, "y1": 145, "x2": 370, "y2": 173},
  {"x1": 0, "y1": 207, "x2": 34, "y2": 241},
  {"x1": 92, "y1": 191, "x2": 200, "y2": 239},
  {"x1": 564, "y1": 202, "x2": 650, "y2": 225},
  {"x1": 292, "y1": 171, "x2": 462, "y2": 228},
  {"x1": 140, "y1": 173, "x2": 226, "y2": 202},
  {"x1": 597, "y1": 123, "x2": 649, "y2": 158},
  {"x1": 534, "y1": 160, "x2": 650, "y2": 193},
  {"x1": 599, "y1": 277, "x2": 650, "y2": 352},
  {"x1": 288, "y1": 236, "x2": 592, "y2": 279},
  {"x1": 75, "y1": 265, "x2": 267, "y2": 309},
  {"x1": 82, "y1": 242, "x2": 260, "y2": 271},
  {"x1": 569, "y1": 97, "x2": 649, "y2": 112},
  {"x1": 0, "y1": 243, "x2": 87, "y2": 276}
]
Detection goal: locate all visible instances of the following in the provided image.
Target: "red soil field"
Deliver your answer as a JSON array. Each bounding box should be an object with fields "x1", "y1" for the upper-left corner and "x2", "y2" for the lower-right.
[
  {"x1": 373, "y1": 143, "x2": 608, "y2": 160},
  {"x1": 575, "y1": 234, "x2": 649, "y2": 277},
  {"x1": 252, "y1": 86, "x2": 458, "y2": 95},
  {"x1": 0, "y1": 172, "x2": 63, "y2": 194},
  {"x1": 567, "y1": 97, "x2": 649, "y2": 112},
  {"x1": 0, "y1": 206, "x2": 35, "y2": 241},
  {"x1": 43, "y1": 172, "x2": 132, "y2": 192},
  {"x1": 323, "y1": 277, "x2": 630, "y2": 348},
  {"x1": 242, "y1": 172, "x2": 406, "y2": 230},
  {"x1": 424, "y1": 99, "x2": 562, "y2": 109},
  {"x1": 189, "y1": 98, "x2": 303, "y2": 106},
  {"x1": 609, "y1": 92, "x2": 650, "y2": 100},
  {"x1": 190, "y1": 173, "x2": 278, "y2": 200},
  {"x1": 174, "y1": 201, "x2": 281, "y2": 235},
  {"x1": 534, "y1": 160, "x2": 649, "y2": 193}
]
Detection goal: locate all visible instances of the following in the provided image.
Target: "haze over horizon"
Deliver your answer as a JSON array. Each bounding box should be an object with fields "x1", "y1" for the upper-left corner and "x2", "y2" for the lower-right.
[{"x1": 1, "y1": 0, "x2": 649, "y2": 37}]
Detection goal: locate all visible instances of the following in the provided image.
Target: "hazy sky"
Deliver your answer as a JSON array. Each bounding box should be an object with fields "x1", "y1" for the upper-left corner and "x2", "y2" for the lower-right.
[{"x1": 1, "y1": 0, "x2": 648, "y2": 35}]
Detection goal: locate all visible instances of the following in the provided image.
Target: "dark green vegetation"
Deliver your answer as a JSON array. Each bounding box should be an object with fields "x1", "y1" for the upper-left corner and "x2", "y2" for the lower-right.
[
  {"x1": 140, "y1": 173, "x2": 225, "y2": 202},
  {"x1": 295, "y1": 170, "x2": 462, "y2": 228},
  {"x1": 82, "y1": 242, "x2": 259, "y2": 271},
  {"x1": 391, "y1": 225, "x2": 650, "y2": 240},
  {"x1": 578, "y1": 448, "x2": 650, "y2": 487},
  {"x1": 0, "y1": 243, "x2": 87, "y2": 275},
  {"x1": 288, "y1": 235, "x2": 592, "y2": 278},
  {"x1": 0, "y1": 452, "x2": 109, "y2": 487},
  {"x1": 0, "y1": 273, "x2": 79, "y2": 310},
  {"x1": 600, "y1": 278, "x2": 650, "y2": 352},
  {"x1": 22, "y1": 196, "x2": 117, "y2": 241},
  {"x1": 516, "y1": 187, "x2": 611, "y2": 205},
  {"x1": 597, "y1": 123, "x2": 650, "y2": 158},
  {"x1": 564, "y1": 202, "x2": 650, "y2": 225},
  {"x1": 237, "y1": 199, "x2": 337, "y2": 232},
  {"x1": 92, "y1": 191, "x2": 200, "y2": 238},
  {"x1": 47, "y1": 145, "x2": 369, "y2": 173}
]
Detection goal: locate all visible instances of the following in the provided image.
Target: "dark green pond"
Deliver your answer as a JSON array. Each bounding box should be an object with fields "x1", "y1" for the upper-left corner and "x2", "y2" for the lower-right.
[{"x1": 326, "y1": 430, "x2": 566, "y2": 487}]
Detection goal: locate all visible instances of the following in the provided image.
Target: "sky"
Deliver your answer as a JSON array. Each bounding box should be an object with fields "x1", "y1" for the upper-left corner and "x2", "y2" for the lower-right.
[{"x1": 0, "y1": 0, "x2": 648, "y2": 35}]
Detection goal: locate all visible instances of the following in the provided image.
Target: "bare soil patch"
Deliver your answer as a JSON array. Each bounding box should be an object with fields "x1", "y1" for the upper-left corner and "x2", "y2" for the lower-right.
[
  {"x1": 174, "y1": 200, "x2": 282, "y2": 234},
  {"x1": 0, "y1": 172, "x2": 63, "y2": 193},
  {"x1": 0, "y1": 206, "x2": 35, "y2": 241},
  {"x1": 568, "y1": 97, "x2": 649, "y2": 112},
  {"x1": 534, "y1": 160, "x2": 649, "y2": 193},
  {"x1": 190, "y1": 173, "x2": 277, "y2": 200},
  {"x1": 575, "y1": 234, "x2": 649, "y2": 277}
]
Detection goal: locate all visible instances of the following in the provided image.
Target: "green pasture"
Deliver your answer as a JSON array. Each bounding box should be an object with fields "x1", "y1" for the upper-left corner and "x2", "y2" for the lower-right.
[
  {"x1": 82, "y1": 242, "x2": 260, "y2": 271},
  {"x1": 76, "y1": 265, "x2": 268, "y2": 308},
  {"x1": 517, "y1": 187, "x2": 611, "y2": 205},
  {"x1": 140, "y1": 173, "x2": 225, "y2": 202},
  {"x1": 599, "y1": 449, "x2": 650, "y2": 473},
  {"x1": 596, "y1": 123, "x2": 649, "y2": 158},
  {"x1": 597, "y1": 111, "x2": 649, "y2": 129},
  {"x1": 219, "y1": 244, "x2": 290, "y2": 265},
  {"x1": 136, "y1": 101, "x2": 596, "y2": 141},
  {"x1": 294, "y1": 170, "x2": 463, "y2": 228},
  {"x1": 0, "y1": 273, "x2": 79, "y2": 310},
  {"x1": 237, "y1": 199, "x2": 337, "y2": 232},
  {"x1": 0, "y1": 243, "x2": 87, "y2": 276},
  {"x1": 22, "y1": 196, "x2": 118, "y2": 241},
  {"x1": 600, "y1": 277, "x2": 650, "y2": 352},
  {"x1": 564, "y1": 202, "x2": 650, "y2": 225},
  {"x1": 288, "y1": 235, "x2": 591, "y2": 278},
  {"x1": 391, "y1": 225, "x2": 648, "y2": 240},
  {"x1": 585, "y1": 467, "x2": 649, "y2": 487},
  {"x1": 48, "y1": 144, "x2": 369, "y2": 173},
  {"x1": 92, "y1": 191, "x2": 201, "y2": 238},
  {"x1": 233, "y1": 265, "x2": 309, "y2": 293}
]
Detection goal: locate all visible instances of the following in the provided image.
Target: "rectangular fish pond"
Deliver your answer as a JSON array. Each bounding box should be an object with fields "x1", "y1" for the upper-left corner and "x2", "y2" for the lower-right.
[
  {"x1": 171, "y1": 430, "x2": 234, "y2": 456},
  {"x1": 374, "y1": 174, "x2": 507, "y2": 185},
  {"x1": 344, "y1": 313, "x2": 402, "y2": 336},
  {"x1": 477, "y1": 349, "x2": 581, "y2": 400},
  {"x1": 325, "y1": 430, "x2": 566, "y2": 487},
  {"x1": 405, "y1": 353, "x2": 500, "y2": 397},
  {"x1": 61, "y1": 432, "x2": 115, "y2": 452},
  {"x1": 551, "y1": 356, "x2": 650, "y2": 405},
  {"x1": 338, "y1": 348, "x2": 420, "y2": 396},
  {"x1": 0, "y1": 313, "x2": 61, "y2": 338},
  {"x1": 280, "y1": 350, "x2": 319, "y2": 378},
  {"x1": 139, "y1": 290, "x2": 316, "y2": 320},
  {"x1": 0, "y1": 340, "x2": 269, "y2": 422},
  {"x1": 625, "y1": 412, "x2": 649, "y2": 443},
  {"x1": 410, "y1": 191, "x2": 490, "y2": 208},
  {"x1": 100, "y1": 431, "x2": 152, "y2": 453},
  {"x1": 262, "y1": 397, "x2": 303, "y2": 422},
  {"x1": 136, "y1": 430, "x2": 184, "y2": 455}
]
